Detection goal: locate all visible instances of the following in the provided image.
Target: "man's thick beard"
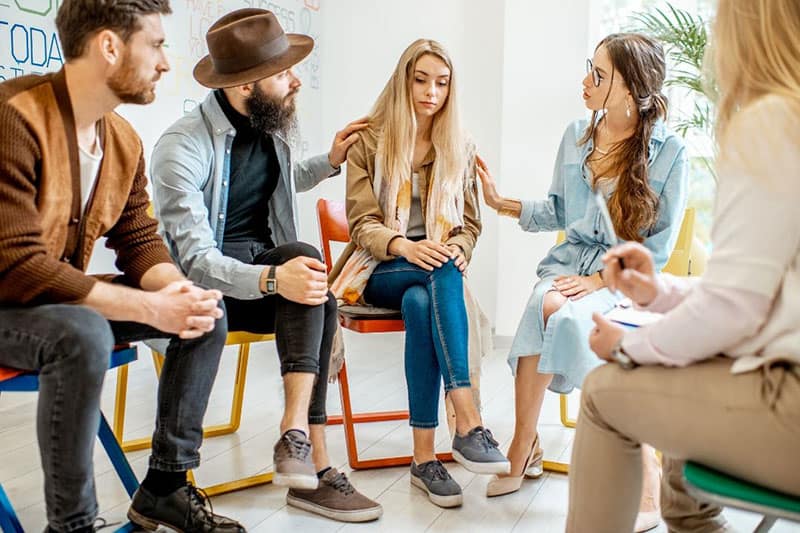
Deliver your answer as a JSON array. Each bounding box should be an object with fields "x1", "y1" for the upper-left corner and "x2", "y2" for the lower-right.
[
  {"x1": 246, "y1": 84, "x2": 297, "y2": 137},
  {"x1": 107, "y1": 50, "x2": 156, "y2": 105}
]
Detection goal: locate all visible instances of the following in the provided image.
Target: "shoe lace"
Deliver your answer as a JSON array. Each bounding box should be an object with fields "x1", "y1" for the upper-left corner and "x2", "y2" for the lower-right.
[
  {"x1": 474, "y1": 427, "x2": 500, "y2": 451},
  {"x1": 92, "y1": 518, "x2": 121, "y2": 531},
  {"x1": 186, "y1": 483, "x2": 224, "y2": 527},
  {"x1": 328, "y1": 471, "x2": 356, "y2": 496},
  {"x1": 281, "y1": 431, "x2": 312, "y2": 460},
  {"x1": 423, "y1": 460, "x2": 451, "y2": 481}
]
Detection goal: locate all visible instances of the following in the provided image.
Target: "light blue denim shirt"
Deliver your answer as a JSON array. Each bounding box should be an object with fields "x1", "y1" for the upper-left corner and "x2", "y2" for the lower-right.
[
  {"x1": 519, "y1": 118, "x2": 688, "y2": 278},
  {"x1": 150, "y1": 92, "x2": 339, "y2": 300}
]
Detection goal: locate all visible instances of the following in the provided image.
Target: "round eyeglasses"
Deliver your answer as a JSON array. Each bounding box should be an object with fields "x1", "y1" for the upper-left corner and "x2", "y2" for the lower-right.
[{"x1": 586, "y1": 58, "x2": 602, "y2": 87}]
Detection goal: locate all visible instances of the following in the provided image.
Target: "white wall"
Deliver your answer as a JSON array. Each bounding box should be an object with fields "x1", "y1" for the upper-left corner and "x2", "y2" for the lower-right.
[{"x1": 492, "y1": 0, "x2": 591, "y2": 335}]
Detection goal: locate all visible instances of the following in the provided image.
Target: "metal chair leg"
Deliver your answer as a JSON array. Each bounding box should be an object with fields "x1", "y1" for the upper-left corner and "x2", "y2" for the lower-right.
[
  {"x1": 98, "y1": 413, "x2": 138, "y2": 497},
  {"x1": 331, "y1": 361, "x2": 452, "y2": 470},
  {"x1": 114, "y1": 348, "x2": 250, "y2": 452},
  {"x1": 0, "y1": 482, "x2": 23, "y2": 533},
  {"x1": 754, "y1": 516, "x2": 776, "y2": 533},
  {"x1": 560, "y1": 393, "x2": 576, "y2": 428}
]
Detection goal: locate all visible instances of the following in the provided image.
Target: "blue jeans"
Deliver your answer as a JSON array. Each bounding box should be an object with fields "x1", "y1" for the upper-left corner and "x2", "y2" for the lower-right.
[
  {"x1": 364, "y1": 258, "x2": 471, "y2": 428},
  {"x1": 0, "y1": 303, "x2": 226, "y2": 532}
]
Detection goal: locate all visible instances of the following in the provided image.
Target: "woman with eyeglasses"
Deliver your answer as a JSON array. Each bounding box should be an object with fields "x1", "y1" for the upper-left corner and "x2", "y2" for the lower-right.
[{"x1": 476, "y1": 33, "x2": 687, "y2": 531}]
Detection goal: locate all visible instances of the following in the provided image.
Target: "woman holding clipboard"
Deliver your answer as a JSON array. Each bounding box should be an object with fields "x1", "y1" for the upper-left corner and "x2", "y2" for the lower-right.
[
  {"x1": 570, "y1": 1, "x2": 800, "y2": 531},
  {"x1": 476, "y1": 33, "x2": 687, "y2": 531}
]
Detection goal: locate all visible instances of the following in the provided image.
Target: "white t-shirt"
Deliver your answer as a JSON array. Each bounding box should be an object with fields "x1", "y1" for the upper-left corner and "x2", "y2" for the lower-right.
[{"x1": 78, "y1": 125, "x2": 103, "y2": 214}]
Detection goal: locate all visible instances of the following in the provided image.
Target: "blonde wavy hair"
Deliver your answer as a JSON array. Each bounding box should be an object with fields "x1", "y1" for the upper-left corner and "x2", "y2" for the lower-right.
[
  {"x1": 713, "y1": 0, "x2": 800, "y2": 136},
  {"x1": 367, "y1": 39, "x2": 469, "y2": 204}
]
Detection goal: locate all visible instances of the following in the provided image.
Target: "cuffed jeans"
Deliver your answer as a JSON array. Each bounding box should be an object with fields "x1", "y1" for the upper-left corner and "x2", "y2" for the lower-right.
[
  {"x1": 0, "y1": 303, "x2": 226, "y2": 532},
  {"x1": 364, "y1": 258, "x2": 471, "y2": 428},
  {"x1": 221, "y1": 240, "x2": 336, "y2": 425}
]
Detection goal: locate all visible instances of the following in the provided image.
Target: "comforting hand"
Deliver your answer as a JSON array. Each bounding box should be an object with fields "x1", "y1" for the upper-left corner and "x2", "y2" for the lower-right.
[
  {"x1": 275, "y1": 256, "x2": 329, "y2": 306},
  {"x1": 328, "y1": 117, "x2": 369, "y2": 168},
  {"x1": 602, "y1": 242, "x2": 659, "y2": 306},
  {"x1": 394, "y1": 238, "x2": 454, "y2": 271},
  {"x1": 589, "y1": 312, "x2": 625, "y2": 361},
  {"x1": 475, "y1": 155, "x2": 503, "y2": 210},
  {"x1": 447, "y1": 244, "x2": 467, "y2": 272},
  {"x1": 146, "y1": 281, "x2": 223, "y2": 339},
  {"x1": 553, "y1": 273, "x2": 603, "y2": 300}
]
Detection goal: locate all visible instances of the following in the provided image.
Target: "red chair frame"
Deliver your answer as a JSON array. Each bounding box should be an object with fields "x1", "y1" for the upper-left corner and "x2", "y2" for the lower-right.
[{"x1": 318, "y1": 198, "x2": 453, "y2": 469}]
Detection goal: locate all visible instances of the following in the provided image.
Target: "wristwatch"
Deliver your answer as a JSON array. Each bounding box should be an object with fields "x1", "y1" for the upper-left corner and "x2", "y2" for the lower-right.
[
  {"x1": 609, "y1": 339, "x2": 638, "y2": 370},
  {"x1": 263, "y1": 265, "x2": 278, "y2": 295}
]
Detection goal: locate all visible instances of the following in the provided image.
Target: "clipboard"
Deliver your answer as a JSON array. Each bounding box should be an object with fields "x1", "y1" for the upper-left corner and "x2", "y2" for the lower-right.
[{"x1": 604, "y1": 299, "x2": 662, "y2": 329}]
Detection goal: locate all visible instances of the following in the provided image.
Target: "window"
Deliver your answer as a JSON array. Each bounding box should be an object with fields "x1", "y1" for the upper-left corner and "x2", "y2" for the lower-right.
[{"x1": 591, "y1": 0, "x2": 716, "y2": 248}]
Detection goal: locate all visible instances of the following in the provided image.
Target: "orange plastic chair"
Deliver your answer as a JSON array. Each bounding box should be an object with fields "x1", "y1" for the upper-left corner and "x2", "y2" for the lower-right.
[{"x1": 317, "y1": 198, "x2": 453, "y2": 469}]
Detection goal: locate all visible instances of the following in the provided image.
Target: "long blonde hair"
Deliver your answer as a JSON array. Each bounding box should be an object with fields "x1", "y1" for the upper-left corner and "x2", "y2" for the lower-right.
[
  {"x1": 367, "y1": 39, "x2": 469, "y2": 206},
  {"x1": 713, "y1": 0, "x2": 800, "y2": 136}
]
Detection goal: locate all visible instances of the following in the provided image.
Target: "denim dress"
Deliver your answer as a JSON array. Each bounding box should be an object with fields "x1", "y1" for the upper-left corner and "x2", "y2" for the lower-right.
[{"x1": 508, "y1": 119, "x2": 689, "y2": 393}]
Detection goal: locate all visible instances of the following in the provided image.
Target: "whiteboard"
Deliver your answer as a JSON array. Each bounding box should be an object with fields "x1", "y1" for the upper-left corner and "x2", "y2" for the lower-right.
[{"x1": 0, "y1": 0, "x2": 327, "y2": 272}]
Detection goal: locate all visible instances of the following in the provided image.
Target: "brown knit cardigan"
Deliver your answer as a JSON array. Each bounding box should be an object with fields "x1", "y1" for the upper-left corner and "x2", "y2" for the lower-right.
[{"x1": 0, "y1": 69, "x2": 173, "y2": 304}]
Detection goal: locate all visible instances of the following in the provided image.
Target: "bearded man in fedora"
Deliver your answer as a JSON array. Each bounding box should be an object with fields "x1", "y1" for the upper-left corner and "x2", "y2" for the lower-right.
[{"x1": 149, "y1": 8, "x2": 382, "y2": 523}]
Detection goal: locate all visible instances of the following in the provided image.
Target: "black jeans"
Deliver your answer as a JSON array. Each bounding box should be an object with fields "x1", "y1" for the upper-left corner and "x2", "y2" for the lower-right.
[
  {"x1": 0, "y1": 303, "x2": 227, "y2": 532},
  {"x1": 221, "y1": 240, "x2": 336, "y2": 425}
]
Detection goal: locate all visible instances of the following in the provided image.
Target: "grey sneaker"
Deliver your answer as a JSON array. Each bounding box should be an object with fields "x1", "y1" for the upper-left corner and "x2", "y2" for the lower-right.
[
  {"x1": 410, "y1": 460, "x2": 463, "y2": 508},
  {"x1": 273, "y1": 429, "x2": 318, "y2": 490},
  {"x1": 287, "y1": 467, "x2": 383, "y2": 522},
  {"x1": 452, "y1": 426, "x2": 511, "y2": 475}
]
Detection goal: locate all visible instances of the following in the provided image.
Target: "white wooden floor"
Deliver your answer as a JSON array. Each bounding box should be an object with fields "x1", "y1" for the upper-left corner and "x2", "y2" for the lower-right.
[{"x1": 1, "y1": 332, "x2": 798, "y2": 532}]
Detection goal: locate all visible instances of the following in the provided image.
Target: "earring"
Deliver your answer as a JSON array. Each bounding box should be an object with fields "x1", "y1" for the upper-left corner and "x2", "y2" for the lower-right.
[{"x1": 626, "y1": 100, "x2": 631, "y2": 119}]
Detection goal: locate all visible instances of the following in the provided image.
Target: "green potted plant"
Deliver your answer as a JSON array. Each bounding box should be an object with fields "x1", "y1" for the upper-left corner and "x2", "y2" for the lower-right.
[{"x1": 630, "y1": 2, "x2": 715, "y2": 264}]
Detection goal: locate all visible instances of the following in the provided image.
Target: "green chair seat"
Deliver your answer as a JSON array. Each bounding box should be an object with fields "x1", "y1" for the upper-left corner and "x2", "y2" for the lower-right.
[{"x1": 683, "y1": 461, "x2": 800, "y2": 531}]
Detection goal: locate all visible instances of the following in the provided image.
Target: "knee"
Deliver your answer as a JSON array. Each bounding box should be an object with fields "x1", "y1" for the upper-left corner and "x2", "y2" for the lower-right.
[
  {"x1": 55, "y1": 307, "x2": 114, "y2": 377},
  {"x1": 401, "y1": 285, "x2": 430, "y2": 316},
  {"x1": 580, "y1": 364, "x2": 620, "y2": 408},
  {"x1": 281, "y1": 241, "x2": 323, "y2": 262},
  {"x1": 542, "y1": 290, "x2": 568, "y2": 327},
  {"x1": 432, "y1": 259, "x2": 461, "y2": 280},
  {"x1": 206, "y1": 304, "x2": 228, "y2": 348},
  {"x1": 324, "y1": 291, "x2": 337, "y2": 316}
]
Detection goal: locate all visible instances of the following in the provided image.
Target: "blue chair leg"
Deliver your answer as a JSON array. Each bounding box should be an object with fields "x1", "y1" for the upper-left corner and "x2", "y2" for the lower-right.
[
  {"x1": 97, "y1": 413, "x2": 139, "y2": 498},
  {"x1": 98, "y1": 412, "x2": 141, "y2": 533},
  {"x1": 0, "y1": 482, "x2": 24, "y2": 533}
]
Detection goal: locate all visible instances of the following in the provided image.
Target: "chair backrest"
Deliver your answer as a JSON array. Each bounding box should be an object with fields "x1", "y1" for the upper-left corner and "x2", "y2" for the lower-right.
[
  {"x1": 662, "y1": 208, "x2": 695, "y2": 276},
  {"x1": 316, "y1": 199, "x2": 350, "y2": 275},
  {"x1": 554, "y1": 208, "x2": 696, "y2": 276}
]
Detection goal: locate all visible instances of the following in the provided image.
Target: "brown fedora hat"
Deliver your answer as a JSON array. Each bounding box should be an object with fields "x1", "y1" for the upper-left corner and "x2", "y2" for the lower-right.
[{"x1": 193, "y1": 8, "x2": 314, "y2": 89}]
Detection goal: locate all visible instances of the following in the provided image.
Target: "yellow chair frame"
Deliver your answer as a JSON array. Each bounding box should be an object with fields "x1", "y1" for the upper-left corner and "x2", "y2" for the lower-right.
[
  {"x1": 112, "y1": 331, "x2": 275, "y2": 496},
  {"x1": 547, "y1": 208, "x2": 697, "y2": 475}
]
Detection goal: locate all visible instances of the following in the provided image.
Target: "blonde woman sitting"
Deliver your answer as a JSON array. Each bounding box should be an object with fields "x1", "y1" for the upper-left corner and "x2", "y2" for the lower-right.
[{"x1": 330, "y1": 39, "x2": 507, "y2": 508}]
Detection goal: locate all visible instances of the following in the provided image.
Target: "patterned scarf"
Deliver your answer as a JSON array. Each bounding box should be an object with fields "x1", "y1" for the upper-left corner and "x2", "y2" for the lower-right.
[{"x1": 331, "y1": 148, "x2": 468, "y2": 302}]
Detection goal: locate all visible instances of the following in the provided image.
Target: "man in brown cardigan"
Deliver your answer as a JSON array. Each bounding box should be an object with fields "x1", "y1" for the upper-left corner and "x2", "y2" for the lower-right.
[{"x1": 0, "y1": 1, "x2": 243, "y2": 531}]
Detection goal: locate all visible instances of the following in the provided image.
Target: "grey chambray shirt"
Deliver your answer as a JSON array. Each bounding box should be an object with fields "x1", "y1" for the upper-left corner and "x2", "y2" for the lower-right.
[{"x1": 150, "y1": 91, "x2": 339, "y2": 300}]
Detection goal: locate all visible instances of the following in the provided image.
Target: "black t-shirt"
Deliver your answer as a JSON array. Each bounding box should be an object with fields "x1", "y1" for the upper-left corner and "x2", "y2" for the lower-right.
[{"x1": 215, "y1": 90, "x2": 280, "y2": 247}]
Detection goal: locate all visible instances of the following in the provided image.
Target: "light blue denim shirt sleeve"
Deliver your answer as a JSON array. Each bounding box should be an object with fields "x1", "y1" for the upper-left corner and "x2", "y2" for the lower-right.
[
  {"x1": 151, "y1": 131, "x2": 265, "y2": 300},
  {"x1": 641, "y1": 138, "x2": 689, "y2": 270},
  {"x1": 518, "y1": 127, "x2": 570, "y2": 233},
  {"x1": 294, "y1": 153, "x2": 340, "y2": 192}
]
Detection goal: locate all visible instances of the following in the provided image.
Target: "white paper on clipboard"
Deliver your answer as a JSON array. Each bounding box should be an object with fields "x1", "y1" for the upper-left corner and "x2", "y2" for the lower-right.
[{"x1": 605, "y1": 299, "x2": 663, "y2": 328}]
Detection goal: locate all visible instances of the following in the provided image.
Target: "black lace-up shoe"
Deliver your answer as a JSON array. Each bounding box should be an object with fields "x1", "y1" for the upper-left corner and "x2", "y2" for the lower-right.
[{"x1": 127, "y1": 483, "x2": 245, "y2": 532}]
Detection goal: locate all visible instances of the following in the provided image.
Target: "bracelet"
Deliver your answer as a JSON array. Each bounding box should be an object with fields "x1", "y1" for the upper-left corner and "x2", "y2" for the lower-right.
[{"x1": 497, "y1": 199, "x2": 520, "y2": 218}]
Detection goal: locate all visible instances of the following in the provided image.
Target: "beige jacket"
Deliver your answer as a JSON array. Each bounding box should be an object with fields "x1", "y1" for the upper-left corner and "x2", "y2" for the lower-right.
[{"x1": 329, "y1": 128, "x2": 482, "y2": 283}]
